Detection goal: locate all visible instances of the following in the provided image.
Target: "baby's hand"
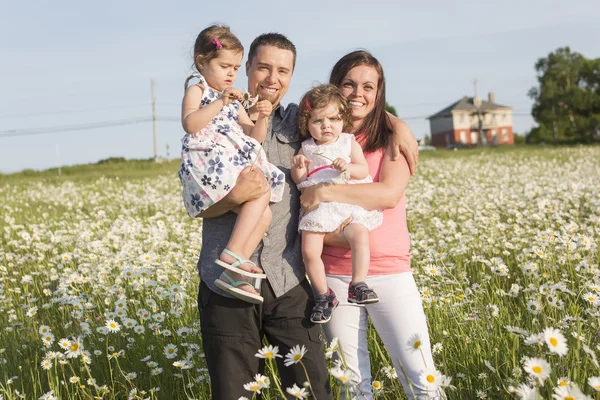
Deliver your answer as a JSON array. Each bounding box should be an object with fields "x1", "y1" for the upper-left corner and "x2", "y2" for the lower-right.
[
  {"x1": 292, "y1": 155, "x2": 311, "y2": 169},
  {"x1": 222, "y1": 87, "x2": 243, "y2": 105},
  {"x1": 332, "y1": 157, "x2": 347, "y2": 172},
  {"x1": 256, "y1": 100, "x2": 273, "y2": 118}
]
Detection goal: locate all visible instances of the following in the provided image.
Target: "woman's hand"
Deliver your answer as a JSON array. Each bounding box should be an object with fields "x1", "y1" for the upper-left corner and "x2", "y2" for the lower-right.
[
  {"x1": 299, "y1": 183, "x2": 326, "y2": 214},
  {"x1": 323, "y1": 217, "x2": 352, "y2": 248}
]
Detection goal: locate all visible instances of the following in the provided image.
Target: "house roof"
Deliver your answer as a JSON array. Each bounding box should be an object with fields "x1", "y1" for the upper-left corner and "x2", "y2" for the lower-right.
[{"x1": 428, "y1": 96, "x2": 512, "y2": 119}]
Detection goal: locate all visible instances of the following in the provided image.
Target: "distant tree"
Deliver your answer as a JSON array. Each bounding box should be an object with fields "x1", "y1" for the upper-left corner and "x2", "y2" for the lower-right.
[
  {"x1": 513, "y1": 132, "x2": 526, "y2": 145},
  {"x1": 385, "y1": 103, "x2": 398, "y2": 117},
  {"x1": 528, "y1": 47, "x2": 600, "y2": 143}
]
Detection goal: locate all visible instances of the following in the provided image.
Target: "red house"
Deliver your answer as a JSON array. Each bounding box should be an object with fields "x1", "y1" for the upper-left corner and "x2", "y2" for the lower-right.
[{"x1": 428, "y1": 93, "x2": 514, "y2": 147}]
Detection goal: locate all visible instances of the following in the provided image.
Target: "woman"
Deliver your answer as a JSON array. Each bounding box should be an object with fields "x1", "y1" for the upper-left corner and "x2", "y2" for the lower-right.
[{"x1": 301, "y1": 51, "x2": 443, "y2": 399}]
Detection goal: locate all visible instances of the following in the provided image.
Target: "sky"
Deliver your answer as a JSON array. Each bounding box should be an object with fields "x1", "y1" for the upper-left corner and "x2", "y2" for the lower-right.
[{"x1": 1, "y1": 0, "x2": 599, "y2": 173}]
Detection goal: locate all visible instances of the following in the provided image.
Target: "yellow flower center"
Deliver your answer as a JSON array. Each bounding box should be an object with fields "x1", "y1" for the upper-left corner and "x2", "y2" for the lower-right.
[
  {"x1": 265, "y1": 352, "x2": 273, "y2": 358},
  {"x1": 559, "y1": 381, "x2": 567, "y2": 387},
  {"x1": 70, "y1": 343, "x2": 79, "y2": 351},
  {"x1": 427, "y1": 375, "x2": 435, "y2": 383},
  {"x1": 565, "y1": 396, "x2": 575, "y2": 400},
  {"x1": 532, "y1": 366, "x2": 542, "y2": 374},
  {"x1": 413, "y1": 341, "x2": 421, "y2": 349},
  {"x1": 340, "y1": 376, "x2": 348, "y2": 382},
  {"x1": 294, "y1": 355, "x2": 301, "y2": 361},
  {"x1": 549, "y1": 338, "x2": 558, "y2": 347}
]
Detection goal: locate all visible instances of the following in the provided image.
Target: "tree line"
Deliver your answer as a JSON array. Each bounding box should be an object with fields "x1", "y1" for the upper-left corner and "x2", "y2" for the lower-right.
[{"x1": 527, "y1": 47, "x2": 600, "y2": 144}]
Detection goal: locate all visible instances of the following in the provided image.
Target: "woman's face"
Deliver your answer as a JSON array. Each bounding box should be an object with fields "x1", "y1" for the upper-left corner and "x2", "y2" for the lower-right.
[{"x1": 339, "y1": 65, "x2": 379, "y2": 127}]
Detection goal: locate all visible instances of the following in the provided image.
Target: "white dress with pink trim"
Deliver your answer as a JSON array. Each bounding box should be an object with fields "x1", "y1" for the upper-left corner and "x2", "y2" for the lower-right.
[{"x1": 297, "y1": 133, "x2": 383, "y2": 232}]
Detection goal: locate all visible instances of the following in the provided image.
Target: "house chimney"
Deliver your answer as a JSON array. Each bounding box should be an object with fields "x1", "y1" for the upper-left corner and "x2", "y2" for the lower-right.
[{"x1": 488, "y1": 92, "x2": 495, "y2": 104}]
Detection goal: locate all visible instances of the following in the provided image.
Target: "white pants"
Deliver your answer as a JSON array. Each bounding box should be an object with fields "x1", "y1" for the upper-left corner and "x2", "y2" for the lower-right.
[{"x1": 323, "y1": 273, "x2": 444, "y2": 400}]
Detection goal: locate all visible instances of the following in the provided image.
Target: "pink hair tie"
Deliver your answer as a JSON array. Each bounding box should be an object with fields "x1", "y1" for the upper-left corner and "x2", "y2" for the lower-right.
[
  {"x1": 211, "y1": 38, "x2": 222, "y2": 50},
  {"x1": 305, "y1": 97, "x2": 311, "y2": 111}
]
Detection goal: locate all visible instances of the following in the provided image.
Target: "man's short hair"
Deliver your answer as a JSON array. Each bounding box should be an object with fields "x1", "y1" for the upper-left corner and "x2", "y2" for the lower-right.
[{"x1": 248, "y1": 33, "x2": 297, "y2": 69}]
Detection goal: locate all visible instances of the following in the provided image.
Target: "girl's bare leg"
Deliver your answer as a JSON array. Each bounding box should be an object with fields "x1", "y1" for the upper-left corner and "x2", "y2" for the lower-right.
[
  {"x1": 217, "y1": 190, "x2": 272, "y2": 295},
  {"x1": 342, "y1": 224, "x2": 370, "y2": 283},
  {"x1": 301, "y1": 231, "x2": 328, "y2": 295}
]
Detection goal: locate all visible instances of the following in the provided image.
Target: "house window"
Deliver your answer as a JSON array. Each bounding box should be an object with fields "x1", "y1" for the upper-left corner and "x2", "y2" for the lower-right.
[
  {"x1": 471, "y1": 132, "x2": 478, "y2": 143},
  {"x1": 492, "y1": 129, "x2": 498, "y2": 144},
  {"x1": 502, "y1": 129, "x2": 509, "y2": 142},
  {"x1": 460, "y1": 131, "x2": 467, "y2": 143}
]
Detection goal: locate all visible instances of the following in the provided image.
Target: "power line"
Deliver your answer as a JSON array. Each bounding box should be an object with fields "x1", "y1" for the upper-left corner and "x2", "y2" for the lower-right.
[
  {"x1": 0, "y1": 111, "x2": 534, "y2": 140},
  {"x1": 0, "y1": 117, "x2": 153, "y2": 138},
  {"x1": 0, "y1": 104, "x2": 153, "y2": 119}
]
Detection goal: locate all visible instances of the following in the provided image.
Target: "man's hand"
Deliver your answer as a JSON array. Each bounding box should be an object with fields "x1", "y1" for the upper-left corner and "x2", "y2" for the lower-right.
[
  {"x1": 229, "y1": 166, "x2": 270, "y2": 204},
  {"x1": 332, "y1": 157, "x2": 348, "y2": 172},
  {"x1": 256, "y1": 100, "x2": 273, "y2": 119},
  {"x1": 390, "y1": 120, "x2": 419, "y2": 176},
  {"x1": 292, "y1": 154, "x2": 311, "y2": 169}
]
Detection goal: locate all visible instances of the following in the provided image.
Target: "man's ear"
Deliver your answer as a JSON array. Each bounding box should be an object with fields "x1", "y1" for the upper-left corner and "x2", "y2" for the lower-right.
[{"x1": 245, "y1": 59, "x2": 251, "y2": 76}]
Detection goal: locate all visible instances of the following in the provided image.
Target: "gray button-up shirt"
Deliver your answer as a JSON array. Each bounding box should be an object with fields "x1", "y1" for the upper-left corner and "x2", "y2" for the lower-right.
[{"x1": 197, "y1": 104, "x2": 305, "y2": 298}]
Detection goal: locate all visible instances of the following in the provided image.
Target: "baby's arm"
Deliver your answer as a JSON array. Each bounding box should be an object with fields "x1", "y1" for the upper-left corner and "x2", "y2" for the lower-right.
[
  {"x1": 333, "y1": 139, "x2": 369, "y2": 180},
  {"x1": 181, "y1": 85, "x2": 232, "y2": 134},
  {"x1": 291, "y1": 149, "x2": 310, "y2": 185},
  {"x1": 239, "y1": 101, "x2": 272, "y2": 143}
]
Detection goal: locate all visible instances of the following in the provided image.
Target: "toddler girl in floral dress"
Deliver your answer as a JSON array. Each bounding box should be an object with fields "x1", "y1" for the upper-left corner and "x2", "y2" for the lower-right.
[{"x1": 178, "y1": 24, "x2": 284, "y2": 304}]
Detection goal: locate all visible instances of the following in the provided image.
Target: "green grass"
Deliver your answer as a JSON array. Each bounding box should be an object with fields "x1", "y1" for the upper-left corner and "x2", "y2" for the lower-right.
[{"x1": 0, "y1": 145, "x2": 599, "y2": 399}]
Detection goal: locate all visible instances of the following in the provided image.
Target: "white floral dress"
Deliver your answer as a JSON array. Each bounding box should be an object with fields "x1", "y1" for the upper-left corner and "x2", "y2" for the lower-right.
[
  {"x1": 178, "y1": 73, "x2": 284, "y2": 217},
  {"x1": 297, "y1": 133, "x2": 383, "y2": 232}
]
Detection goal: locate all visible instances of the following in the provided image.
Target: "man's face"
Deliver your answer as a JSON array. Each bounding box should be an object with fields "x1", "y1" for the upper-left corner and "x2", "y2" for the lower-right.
[{"x1": 246, "y1": 45, "x2": 294, "y2": 108}]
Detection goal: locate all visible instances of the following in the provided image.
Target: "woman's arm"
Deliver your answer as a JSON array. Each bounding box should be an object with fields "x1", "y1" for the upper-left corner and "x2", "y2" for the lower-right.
[
  {"x1": 181, "y1": 85, "x2": 227, "y2": 134},
  {"x1": 386, "y1": 112, "x2": 419, "y2": 176},
  {"x1": 300, "y1": 143, "x2": 410, "y2": 213}
]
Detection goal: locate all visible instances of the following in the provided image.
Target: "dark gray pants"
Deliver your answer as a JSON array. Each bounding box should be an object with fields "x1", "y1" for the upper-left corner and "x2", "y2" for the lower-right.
[{"x1": 198, "y1": 279, "x2": 332, "y2": 399}]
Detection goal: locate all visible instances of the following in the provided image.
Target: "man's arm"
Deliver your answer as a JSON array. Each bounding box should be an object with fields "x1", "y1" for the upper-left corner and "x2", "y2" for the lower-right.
[
  {"x1": 198, "y1": 166, "x2": 270, "y2": 218},
  {"x1": 386, "y1": 112, "x2": 419, "y2": 176}
]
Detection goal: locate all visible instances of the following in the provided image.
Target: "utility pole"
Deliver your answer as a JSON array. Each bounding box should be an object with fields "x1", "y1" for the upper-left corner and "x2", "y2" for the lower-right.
[
  {"x1": 473, "y1": 79, "x2": 486, "y2": 145},
  {"x1": 56, "y1": 144, "x2": 61, "y2": 176},
  {"x1": 151, "y1": 79, "x2": 157, "y2": 161}
]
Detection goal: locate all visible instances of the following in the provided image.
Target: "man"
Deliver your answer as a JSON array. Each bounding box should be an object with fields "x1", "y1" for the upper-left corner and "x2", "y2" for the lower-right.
[{"x1": 197, "y1": 33, "x2": 332, "y2": 399}]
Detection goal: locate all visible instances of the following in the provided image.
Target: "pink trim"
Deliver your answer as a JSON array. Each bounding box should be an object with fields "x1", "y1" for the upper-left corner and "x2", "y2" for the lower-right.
[
  {"x1": 307, "y1": 164, "x2": 332, "y2": 178},
  {"x1": 306, "y1": 162, "x2": 353, "y2": 178}
]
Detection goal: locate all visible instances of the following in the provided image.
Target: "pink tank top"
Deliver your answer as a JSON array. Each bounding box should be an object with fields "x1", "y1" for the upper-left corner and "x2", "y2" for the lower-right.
[{"x1": 322, "y1": 138, "x2": 412, "y2": 276}]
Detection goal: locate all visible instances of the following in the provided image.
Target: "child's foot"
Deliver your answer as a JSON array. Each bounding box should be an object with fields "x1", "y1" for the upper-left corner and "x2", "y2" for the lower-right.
[
  {"x1": 326, "y1": 287, "x2": 339, "y2": 310},
  {"x1": 214, "y1": 250, "x2": 264, "y2": 302},
  {"x1": 348, "y1": 281, "x2": 379, "y2": 304},
  {"x1": 310, "y1": 294, "x2": 331, "y2": 324}
]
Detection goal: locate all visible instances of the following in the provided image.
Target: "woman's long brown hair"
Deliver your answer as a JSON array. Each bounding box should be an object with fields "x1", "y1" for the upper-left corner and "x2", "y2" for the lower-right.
[{"x1": 329, "y1": 50, "x2": 390, "y2": 153}]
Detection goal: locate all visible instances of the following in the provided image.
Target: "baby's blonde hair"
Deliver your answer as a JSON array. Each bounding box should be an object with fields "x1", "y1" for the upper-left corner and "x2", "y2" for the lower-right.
[{"x1": 298, "y1": 84, "x2": 353, "y2": 138}]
